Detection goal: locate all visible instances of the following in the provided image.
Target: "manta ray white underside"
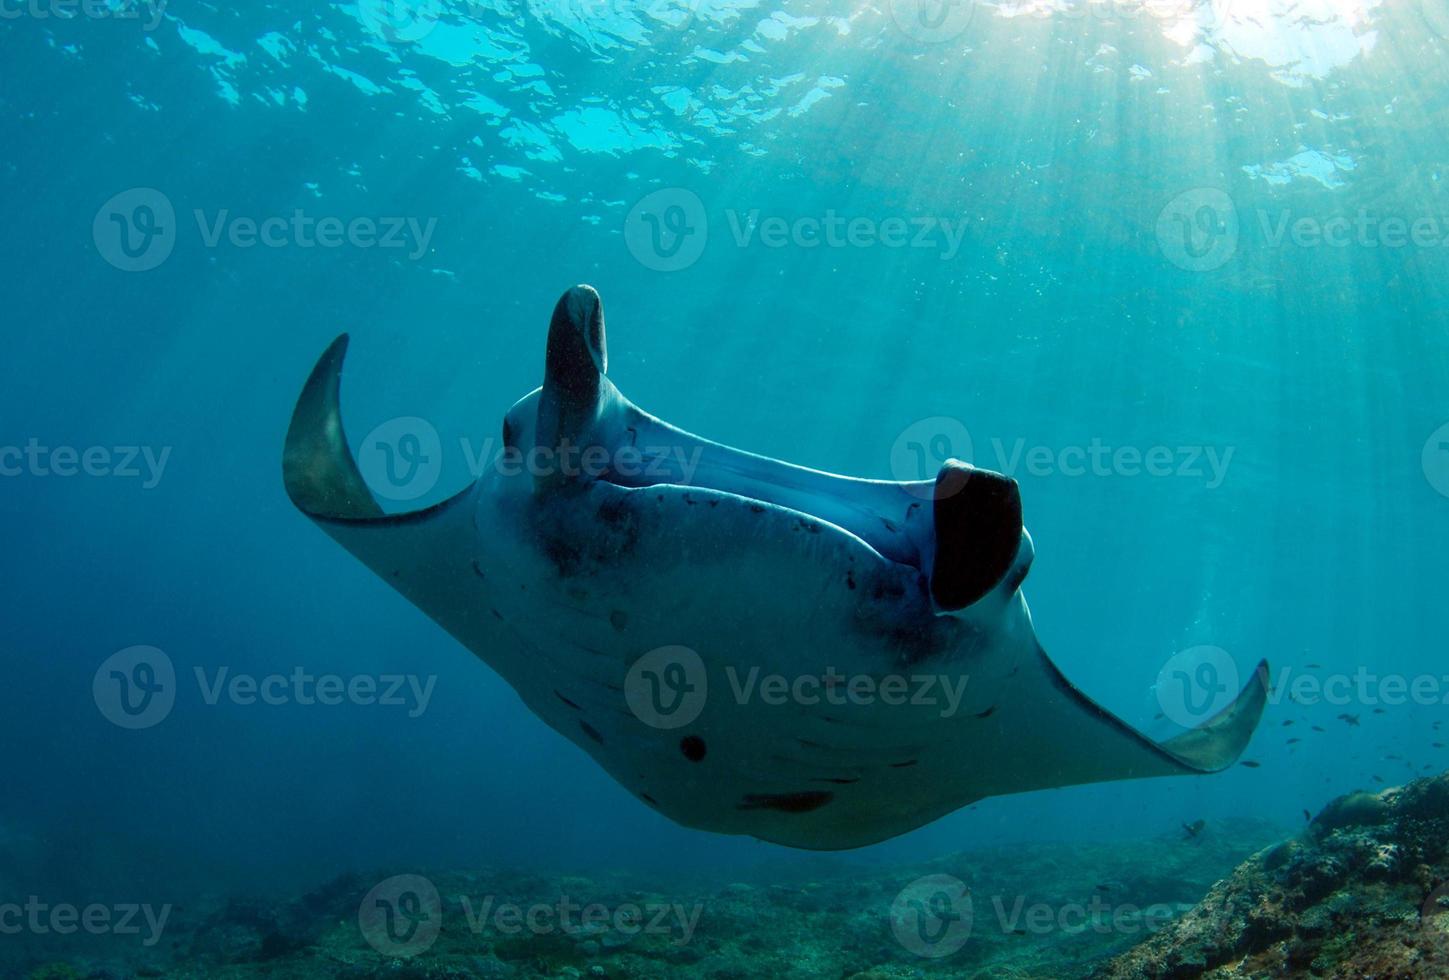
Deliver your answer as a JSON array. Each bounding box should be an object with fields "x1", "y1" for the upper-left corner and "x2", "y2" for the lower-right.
[{"x1": 282, "y1": 285, "x2": 1267, "y2": 850}]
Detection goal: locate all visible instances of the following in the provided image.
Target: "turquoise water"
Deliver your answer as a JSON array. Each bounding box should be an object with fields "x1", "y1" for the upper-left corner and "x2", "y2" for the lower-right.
[{"x1": 3, "y1": 0, "x2": 1449, "y2": 971}]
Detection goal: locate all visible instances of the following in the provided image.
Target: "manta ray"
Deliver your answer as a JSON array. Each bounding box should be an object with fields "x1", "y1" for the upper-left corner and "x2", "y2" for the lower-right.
[{"x1": 282, "y1": 284, "x2": 1267, "y2": 850}]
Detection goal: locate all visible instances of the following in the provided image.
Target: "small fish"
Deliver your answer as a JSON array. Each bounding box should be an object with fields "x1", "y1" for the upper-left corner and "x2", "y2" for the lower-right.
[
  {"x1": 1182, "y1": 819, "x2": 1205, "y2": 839},
  {"x1": 1240, "y1": 760, "x2": 1261, "y2": 769},
  {"x1": 1339, "y1": 714, "x2": 1360, "y2": 727},
  {"x1": 1372, "y1": 708, "x2": 1385, "y2": 715},
  {"x1": 1433, "y1": 743, "x2": 1445, "y2": 749},
  {"x1": 1302, "y1": 809, "x2": 1312, "y2": 823},
  {"x1": 1282, "y1": 720, "x2": 1294, "y2": 727},
  {"x1": 1305, "y1": 663, "x2": 1322, "y2": 669},
  {"x1": 1435, "y1": 721, "x2": 1443, "y2": 731},
  {"x1": 1372, "y1": 775, "x2": 1385, "y2": 784},
  {"x1": 1287, "y1": 738, "x2": 1301, "y2": 745},
  {"x1": 1312, "y1": 725, "x2": 1326, "y2": 733}
]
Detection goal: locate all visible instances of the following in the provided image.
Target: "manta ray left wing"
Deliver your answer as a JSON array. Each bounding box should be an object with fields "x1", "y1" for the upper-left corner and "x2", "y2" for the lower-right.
[{"x1": 282, "y1": 334, "x2": 499, "y2": 655}]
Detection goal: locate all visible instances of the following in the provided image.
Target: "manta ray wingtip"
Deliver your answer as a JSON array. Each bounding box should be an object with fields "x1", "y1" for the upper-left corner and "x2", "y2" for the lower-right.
[
  {"x1": 281, "y1": 334, "x2": 384, "y2": 521},
  {"x1": 1160, "y1": 657, "x2": 1271, "y2": 773}
]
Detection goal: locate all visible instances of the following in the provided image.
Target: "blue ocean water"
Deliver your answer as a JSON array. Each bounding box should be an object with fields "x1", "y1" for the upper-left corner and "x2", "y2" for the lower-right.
[{"x1": 3, "y1": 0, "x2": 1449, "y2": 973}]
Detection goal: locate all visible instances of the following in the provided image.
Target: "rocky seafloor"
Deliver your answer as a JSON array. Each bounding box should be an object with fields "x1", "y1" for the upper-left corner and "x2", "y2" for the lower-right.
[{"x1": 11, "y1": 774, "x2": 1449, "y2": 979}]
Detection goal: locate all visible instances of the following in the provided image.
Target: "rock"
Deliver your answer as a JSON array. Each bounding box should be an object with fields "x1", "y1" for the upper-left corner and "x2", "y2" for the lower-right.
[{"x1": 1095, "y1": 772, "x2": 1449, "y2": 979}]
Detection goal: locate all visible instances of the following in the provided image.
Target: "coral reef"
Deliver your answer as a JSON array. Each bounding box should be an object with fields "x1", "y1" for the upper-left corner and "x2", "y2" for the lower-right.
[
  {"x1": 1096, "y1": 772, "x2": 1449, "y2": 979},
  {"x1": 25, "y1": 765, "x2": 1449, "y2": 980},
  {"x1": 2, "y1": 819, "x2": 1278, "y2": 980}
]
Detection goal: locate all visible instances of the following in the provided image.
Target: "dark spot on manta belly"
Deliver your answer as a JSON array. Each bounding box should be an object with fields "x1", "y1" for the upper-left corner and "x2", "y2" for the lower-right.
[
  {"x1": 640, "y1": 793, "x2": 659, "y2": 807},
  {"x1": 812, "y1": 776, "x2": 860, "y2": 785},
  {"x1": 471, "y1": 560, "x2": 486, "y2": 579},
  {"x1": 748, "y1": 503, "x2": 765, "y2": 514},
  {"x1": 609, "y1": 610, "x2": 629, "y2": 632},
  {"x1": 555, "y1": 691, "x2": 581, "y2": 710},
  {"x1": 890, "y1": 760, "x2": 918, "y2": 768},
  {"x1": 543, "y1": 536, "x2": 584, "y2": 576},
  {"x1": 736, "y1": 791, "x2": 834, "y2": 814},
  {"x1": 579, "y1": 721, "x2": 604, "y2": 744},
  {"x1": 679, "y1": 735, "x2": 707, "y2": 762},
  {"x1": 975, "y1": 705, "x2": 997, "y2": 719}
]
